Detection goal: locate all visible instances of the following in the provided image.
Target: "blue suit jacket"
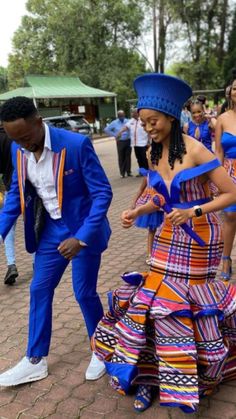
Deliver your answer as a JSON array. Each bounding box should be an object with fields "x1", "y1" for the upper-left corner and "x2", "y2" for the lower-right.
[{"x1": 0, "y1": 127, "x2": 112, "y2": 254}]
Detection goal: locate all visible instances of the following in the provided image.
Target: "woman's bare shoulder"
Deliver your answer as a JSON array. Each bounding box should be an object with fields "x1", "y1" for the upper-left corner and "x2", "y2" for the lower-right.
[
  {"x1": 182, "y1": 134, "x2": 200, "y2": 151},
  {"x1": 218, "y1": 110, "x2": 232, "y2": 123},
  {"x1": 183, "y1": 134, "x2": 214, "y2": 164}
]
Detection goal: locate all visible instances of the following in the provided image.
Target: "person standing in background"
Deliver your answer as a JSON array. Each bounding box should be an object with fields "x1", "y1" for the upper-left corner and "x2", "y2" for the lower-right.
[
  {"x1": 117, "y1": 108, "x2": 149, "y2": 176},
  {"x1": 104, "y1": 110, "x2": 132, "y2": 178},
  {"x1": 0, "y1": 124, "x2": 18, "y2": 285},
  {"x1": 215, "y1": 77, "x2": 236, "y2": 280},
  {"x1": 180, "y1": 102, "x2": 191, "y2": 129}
]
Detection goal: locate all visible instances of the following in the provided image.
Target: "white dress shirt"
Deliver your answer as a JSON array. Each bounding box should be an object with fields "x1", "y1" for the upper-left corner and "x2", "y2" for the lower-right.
[
  {"x1": 125, "y1": 118, "x2": 148, "y2": 147},
  {"x1": 24, "y1": 123, "x2": 61, "y2": 220}
]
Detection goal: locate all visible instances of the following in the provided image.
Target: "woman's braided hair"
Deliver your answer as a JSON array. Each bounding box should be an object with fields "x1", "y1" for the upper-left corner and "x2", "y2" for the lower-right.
[{"x1": 150, "y1": 118, "x2": 186, "y2": 169}]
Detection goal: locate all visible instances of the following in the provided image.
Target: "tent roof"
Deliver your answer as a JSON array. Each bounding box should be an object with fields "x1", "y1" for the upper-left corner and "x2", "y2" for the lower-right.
[
  {"x1": 0, "y1": 87, "x2": 34, "y2": 100},
  {"x1": 0, "y1": 75, "x2": 116, "y2": 100}
]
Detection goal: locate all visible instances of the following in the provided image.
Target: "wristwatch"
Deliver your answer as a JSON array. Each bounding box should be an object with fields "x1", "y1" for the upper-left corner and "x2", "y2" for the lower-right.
[{"x1": 193, "y1": 205, "x2": 203, "y2": 217}]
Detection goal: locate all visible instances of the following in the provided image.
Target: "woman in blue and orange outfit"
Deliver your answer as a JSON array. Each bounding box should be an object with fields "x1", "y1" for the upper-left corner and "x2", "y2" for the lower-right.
[
  {"x1": 215, "y1": 77, "x2": 236, "y2": 280},
  {"x1": 93, "y1": 73, "x2": 236, "y2": 414}
]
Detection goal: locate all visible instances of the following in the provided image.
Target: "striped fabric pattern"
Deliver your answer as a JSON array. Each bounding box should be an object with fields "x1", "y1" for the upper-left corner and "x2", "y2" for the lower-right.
[
  {"x1": 17, "y1": 149, "x2": 27, "y2": 216},
  {"x1": 53, "y1": 148, "x2": 66, "y2": 210},
  {"x1": 224, "y1": 158, "x2": 236, "y2": 184},
  {"x1": 93, "y1": 175, "x2": 236, "y2": 413},
  {"x1": 223, "y1": 158, "x2": 236, "y2": 212}
]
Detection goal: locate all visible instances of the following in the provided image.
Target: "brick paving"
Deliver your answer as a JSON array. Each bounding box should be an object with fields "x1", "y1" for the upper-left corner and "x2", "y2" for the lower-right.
[{"x1": 0, "y1": 138, "x2": 235, "y2": 418}]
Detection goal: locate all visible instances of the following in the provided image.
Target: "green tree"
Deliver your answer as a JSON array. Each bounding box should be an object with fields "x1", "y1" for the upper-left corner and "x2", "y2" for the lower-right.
[
  {"x1": 224, "y1": 4, "x2": 236, "y2": 84},
  {"x1": 7, "y1": 0, "x2": 147, "y2": 108},
  {"x1": 167, "y1": 0, "x2": 230, "y2": 90},
  {"x1": 0, "y1": 67, "x2": 8, "y2": 93}
]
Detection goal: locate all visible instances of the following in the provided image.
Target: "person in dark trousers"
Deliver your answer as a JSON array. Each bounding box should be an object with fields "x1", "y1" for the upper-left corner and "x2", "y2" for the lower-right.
[
  {"x1": 104, "y1": 110, "x2": 132, "y2": 178},
  {"x1": 0, "y1": 124, "x2": 18, "y2": 285},
  {"x1": 0, "y1": 96, "x2": 112, "y2": 386},
  {"x1": 117, "y1": 108, "x2": 149, "y2": 175}
]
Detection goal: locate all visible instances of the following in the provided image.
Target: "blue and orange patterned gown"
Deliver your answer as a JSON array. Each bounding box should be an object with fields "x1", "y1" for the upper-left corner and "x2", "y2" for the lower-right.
[{"x1": 93, "y1": 158, "x2": 236, "y2": 413}]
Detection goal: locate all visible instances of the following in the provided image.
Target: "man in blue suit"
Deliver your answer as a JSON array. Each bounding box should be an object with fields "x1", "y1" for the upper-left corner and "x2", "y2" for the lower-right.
[{"x1": 0, "y1": 96, "x2": 112, "y2": 386}]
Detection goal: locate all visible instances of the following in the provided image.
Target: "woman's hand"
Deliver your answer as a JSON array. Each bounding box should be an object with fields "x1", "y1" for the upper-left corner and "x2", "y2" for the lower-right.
[
  {"x1": 166, "y1": 208, "x2": 193, "y2": 225},
  {"x1": 121, "y1": 209, "x2": 138, "y2": 228}
]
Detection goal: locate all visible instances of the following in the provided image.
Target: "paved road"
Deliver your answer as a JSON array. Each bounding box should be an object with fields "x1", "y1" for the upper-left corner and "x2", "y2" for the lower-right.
[{"x1": 0, "y1": 138, "x2": 235, "y2": 419}]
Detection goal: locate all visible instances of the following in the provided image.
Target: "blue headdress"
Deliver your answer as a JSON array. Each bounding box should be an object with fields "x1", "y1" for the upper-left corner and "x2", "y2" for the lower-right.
[{"x1": 133, "y1": 73, "x2": 192, "y2": 120}]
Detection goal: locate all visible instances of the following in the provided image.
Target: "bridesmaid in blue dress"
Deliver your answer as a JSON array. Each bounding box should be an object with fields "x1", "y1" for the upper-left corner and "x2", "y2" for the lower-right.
[
  {"x1": 215, "y1": 78, "x2": 236, "y2": 280},
  {"x1": 184, "y1": 100, "x2": 216, "y2": 151}
]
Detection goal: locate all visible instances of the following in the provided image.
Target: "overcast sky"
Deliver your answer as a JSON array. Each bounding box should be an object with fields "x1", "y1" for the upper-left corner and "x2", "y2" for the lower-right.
[{"x1": 1, "y1": 0, "x2": 27, "y2": 67}]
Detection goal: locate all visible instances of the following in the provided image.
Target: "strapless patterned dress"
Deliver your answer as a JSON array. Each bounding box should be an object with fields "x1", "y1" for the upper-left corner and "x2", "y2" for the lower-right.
[
  {"x1": 222, "y1": 132, "x2": 236, "y2": 212},
  {"x1": 93, "y1": 158, "x2": 236, "y2": 413}
]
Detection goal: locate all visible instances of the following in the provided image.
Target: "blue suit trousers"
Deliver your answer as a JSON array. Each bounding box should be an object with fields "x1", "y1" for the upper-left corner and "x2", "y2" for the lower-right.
[{"x1": 26, "y1": 215, "x2": 103, "y2": 357}]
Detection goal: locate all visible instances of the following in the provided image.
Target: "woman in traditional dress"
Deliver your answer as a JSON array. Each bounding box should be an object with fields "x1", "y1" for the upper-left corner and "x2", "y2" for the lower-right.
[
  {"x1": 183, "y1": 100, "x2": 216, "y2": 151},
  {"x1": 93, "y1": 73, "x2": 236, "y2": 414},
  {"x1": 215, "y1": 78, "x2": 236, "y2": 280}
]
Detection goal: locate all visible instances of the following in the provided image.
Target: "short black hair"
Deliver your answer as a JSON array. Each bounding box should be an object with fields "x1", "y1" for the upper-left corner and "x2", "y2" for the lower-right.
[{"x1": 0, "y1": 96, "x2": 38, "y2": 122}]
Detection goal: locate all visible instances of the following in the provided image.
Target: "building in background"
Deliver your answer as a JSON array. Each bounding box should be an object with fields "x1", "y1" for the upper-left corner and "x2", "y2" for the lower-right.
[{"x1": 0, "y1": 75, "x2": 117, "y2": 133}]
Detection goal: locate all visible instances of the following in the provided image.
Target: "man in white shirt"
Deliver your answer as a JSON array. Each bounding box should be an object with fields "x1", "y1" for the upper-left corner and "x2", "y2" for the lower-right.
[
  {"x1": 117, "y1": 108, "x2": 149, "y2": 176},
  {"x1": 0, "y1": 96, "x2": 112, "y2": 386}
]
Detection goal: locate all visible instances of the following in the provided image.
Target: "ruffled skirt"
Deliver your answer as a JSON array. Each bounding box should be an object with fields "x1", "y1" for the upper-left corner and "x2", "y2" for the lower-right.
[
  {"x1": 93, "y1": 216, "x2": 236, "y2": 413},
  {"x1": 135, "y1": 187, "x2": 164, "y2": 230},
  {"x1": 93, "y1": 274, "x2": 236, "y2": 413}
]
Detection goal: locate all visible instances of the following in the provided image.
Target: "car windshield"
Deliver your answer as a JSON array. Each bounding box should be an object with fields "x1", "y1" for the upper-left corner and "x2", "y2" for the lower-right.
[
  {"x1": 43, "y1": 115, "x2": 91, "y2": 134},
  {"x1": 68, "y1": 116, "x2": 88, "y2": 126}
]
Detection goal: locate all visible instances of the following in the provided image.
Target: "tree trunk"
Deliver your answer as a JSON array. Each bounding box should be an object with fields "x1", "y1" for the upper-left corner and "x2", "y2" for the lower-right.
[
  {"x1": 158, "y1": 0, "x2": 166, "y2": 72},
  {"x1": 153, "y1": 0, "x2": 158, "y2": 71},
  {"x1": 205, "y1": 0, "x2": 218, "y2": 66},
  {"x1": 218, "y1": 0, "x2": 228, "y2": 64},
  {"x1": 195, "y1": 5, "x2": 201, "y2": 62},
  {"x1": 155, "y1": 0, "x2": 166, "y2": 73}
]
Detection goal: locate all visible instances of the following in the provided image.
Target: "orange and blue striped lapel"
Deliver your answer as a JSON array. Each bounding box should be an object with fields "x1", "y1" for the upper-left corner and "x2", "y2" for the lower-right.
[
  {"x1": 17, "y1": 149, "x2": 27, "y2": 216},
  {"x1": 52, "y1": 148, "x2": 66, "y2": 211}
]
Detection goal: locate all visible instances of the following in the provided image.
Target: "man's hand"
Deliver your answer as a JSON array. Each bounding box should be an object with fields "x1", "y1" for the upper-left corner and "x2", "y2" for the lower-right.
[{"x1": 58, "y1": 238, "x2": 82, "y2": 260}]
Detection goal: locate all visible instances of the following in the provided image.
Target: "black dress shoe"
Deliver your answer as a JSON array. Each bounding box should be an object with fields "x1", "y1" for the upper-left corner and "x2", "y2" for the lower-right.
[
  {"x1": 4, "y1": 264, "x2": 18, "y2": 285},
  {"x1": 127, "y1": 173, "x2": 133, "y2": 177}
]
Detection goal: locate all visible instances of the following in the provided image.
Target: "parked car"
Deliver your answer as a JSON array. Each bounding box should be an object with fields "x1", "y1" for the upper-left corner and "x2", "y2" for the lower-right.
[{"x1": 43, "y1": 114, "x2": 93, "y2": 139}]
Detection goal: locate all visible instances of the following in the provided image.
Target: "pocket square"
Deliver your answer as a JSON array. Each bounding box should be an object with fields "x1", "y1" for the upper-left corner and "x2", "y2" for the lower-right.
[{"x1": 64, "y1": 169, "x2": 75, "y2": 176}]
